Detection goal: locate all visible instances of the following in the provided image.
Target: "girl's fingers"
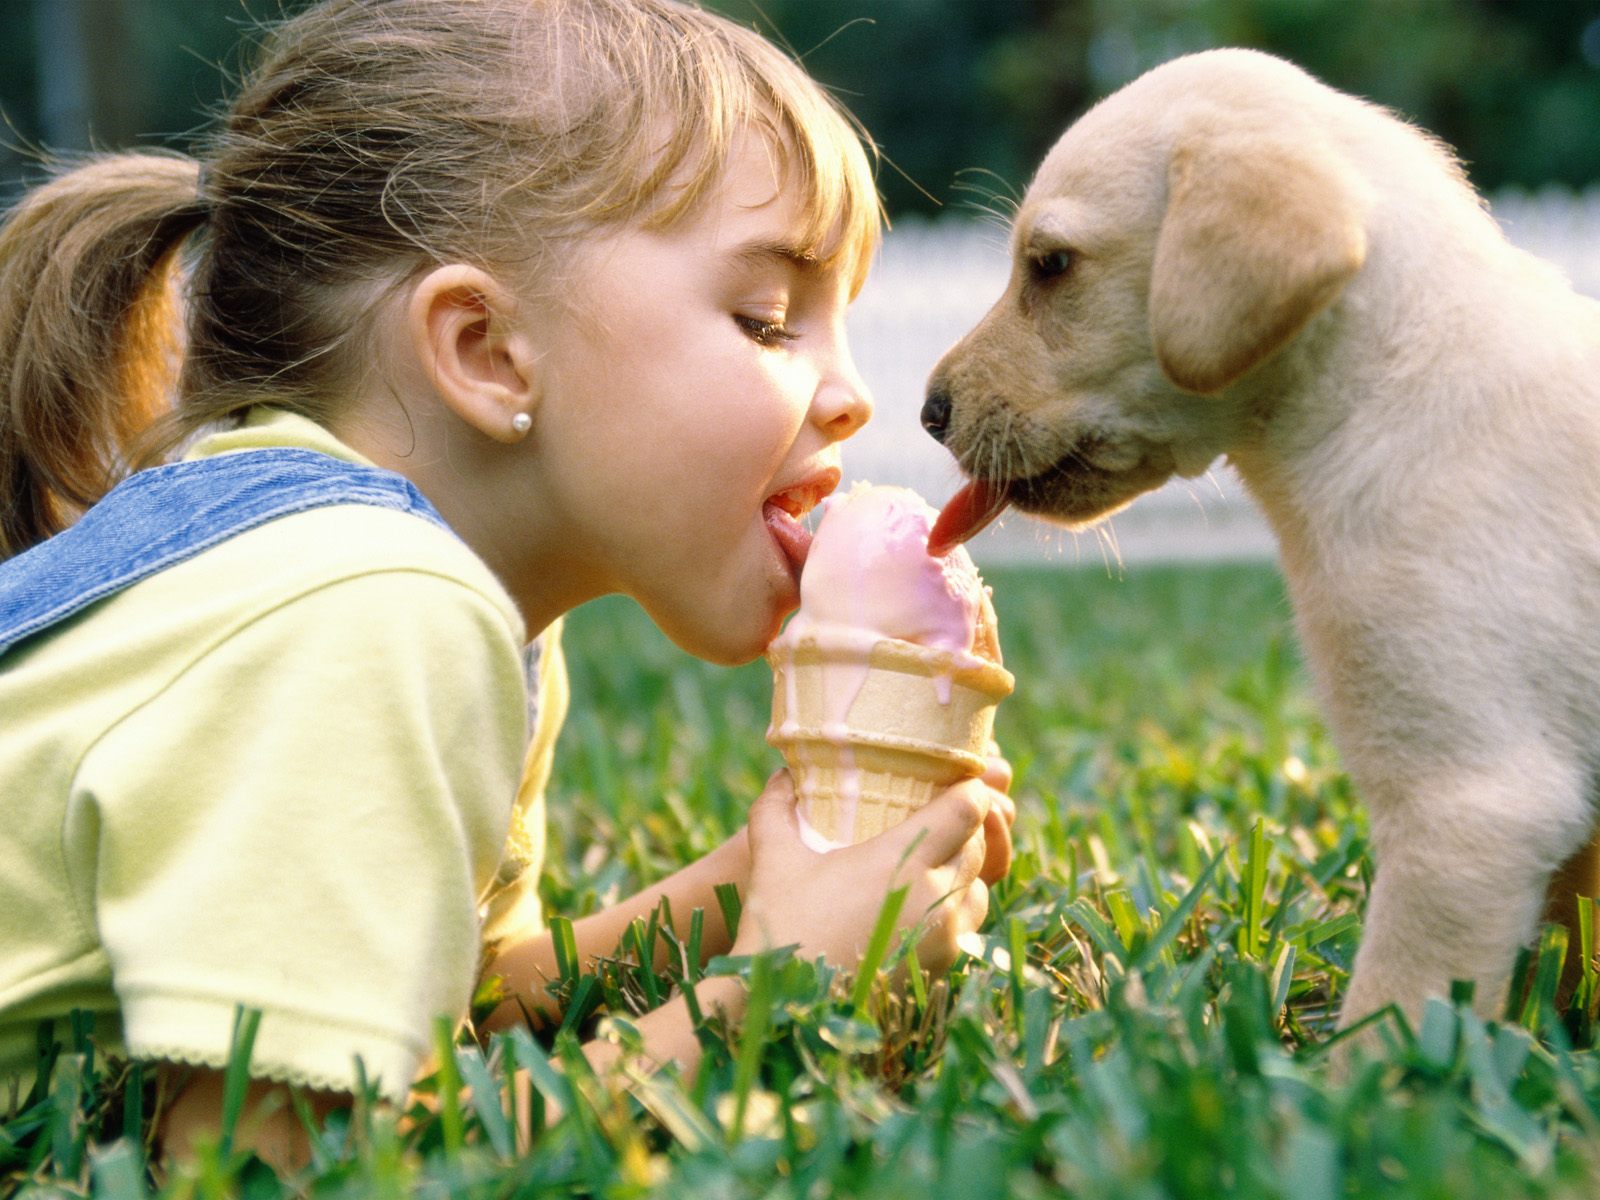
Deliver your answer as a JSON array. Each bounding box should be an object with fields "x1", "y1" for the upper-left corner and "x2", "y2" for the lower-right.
[
  {"x1": 888, "y1": 778, "x2": 990, "y2": 869},
  {"x1": 978, "y1": 801, "x2": 1013, "y2": 883},
  {"x1": 962, "y1": 878, "x2": 990, "y2": 932},
  {"x1": 746, "y1": 770, "x2": 801, "y2": 852},
  {"x1": 980, "y1": 751, "x2": 1013, "y2": 795},
  {"x1": 991, "y1": 789, "x2": 1016, "y2": 830}
]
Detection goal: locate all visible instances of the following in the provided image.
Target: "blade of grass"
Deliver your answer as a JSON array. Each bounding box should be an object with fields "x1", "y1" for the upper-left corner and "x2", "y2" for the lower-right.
[
  {"x1": 851, "y1": 885, "x2": 910, "y2": 1017},
  {"x1": 551, "y1": 915, "x2": 580, "y2": 987},
  {"x1": 907, "y1": 943, "x2": 927, "y2": 1010},
  {"x1": 627, "y1": 1070, "x2": 722, "y2": 1155},
  {"x1": 715, "y1": 883, "x2": 743, "y2": 945},
  {"x1": 1578, "y1": 899, "x2": 1597, "y2": 1028},
  {"x1": 29, "y1": 1020, "x2": 60, "y2": 1112},
  {"x1": 47, "y1": 1051, "x2": 84, "y2": 1180},
  {"x1": 455, "y1": 1043, "x2": 513, "y2": 1160},
  {"x1": 729, "y1": 951, "x2": 775, "y2": 1141},
  {"x1": 1519, "y1": 924, "x2": 1568, "y2": 1034},
  {"x1": 1007, "y1": 916, "x2": 1028, "y2": 1039},
  {"x1": 121, "y1": 1061, "x2": 144, "y2": 1165},
  {"x1": 431, "y1": 1017, "x2": 465, "y2": 1156},
  {"x1": 217, "y1": 1006, "x2": 262, "y2": 1159},
  {"x1": 1241, "y1": 818, "x2": 1268, "y2": 959},
  {"x1": 558, "y1": 976, "x2": 601, "y2": 1038},
  {"x1": 1270, "y1": 943, "x2": 1297, "y2": 1018},
  {"x1": 1505, "y1": 942, "x2": 1536, "y2": 1024},
  {"x1": 1065, "y1": 898, "x2": 1128, "y2": 970},
  {"x1": 1130, "y1": 848, "x2": 1226, "y2": 973},
  {"x1": 89, "y1": 1138, "x2": 150, "y2": 1200},
  {"x1": 1105, "y1": 889, "x2": 1141, "y2": 948},
  {"x1": 630, "y1": 918, "x2": 664, "y2": 1008},
  {"x1": 688, "y1": 906, "x2": 705, "y2": 982},
  {"x1": 510, "y1": 1028, "x2": 574, "y2": 1125}
]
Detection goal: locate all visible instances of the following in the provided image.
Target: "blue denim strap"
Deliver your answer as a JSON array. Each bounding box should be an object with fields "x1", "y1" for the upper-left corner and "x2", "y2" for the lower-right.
[{"x1": 0, "y1": 449, "x2": 451, "y2": 657}]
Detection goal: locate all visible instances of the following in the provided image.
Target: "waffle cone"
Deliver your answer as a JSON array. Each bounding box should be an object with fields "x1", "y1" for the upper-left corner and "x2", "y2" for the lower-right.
[{"x1": 766, "y1": 631, "x2": 1014, "y2": 846}]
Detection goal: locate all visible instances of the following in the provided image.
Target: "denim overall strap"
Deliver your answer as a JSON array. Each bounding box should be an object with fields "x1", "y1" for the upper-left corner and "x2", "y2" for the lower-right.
[{"x1": 0, "y1": 448, "x2": 451, "y2": 657}]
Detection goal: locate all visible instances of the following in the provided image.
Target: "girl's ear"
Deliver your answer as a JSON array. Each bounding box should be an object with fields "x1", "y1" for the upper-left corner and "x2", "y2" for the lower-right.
[{"x1": 408, "y1": 264, "x2": 541, "y2": 443}]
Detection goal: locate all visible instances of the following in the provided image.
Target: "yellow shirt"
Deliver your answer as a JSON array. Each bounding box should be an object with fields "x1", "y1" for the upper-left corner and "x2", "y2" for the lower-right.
[{"x1": 0, "y1": 410, "x2": 566, "y2": 1102}]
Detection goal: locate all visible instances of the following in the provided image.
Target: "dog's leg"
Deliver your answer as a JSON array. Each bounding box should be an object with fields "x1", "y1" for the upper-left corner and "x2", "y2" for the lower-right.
[{"x1": 1339, "y1": 754, "x2": 1594, "y2": 1032}]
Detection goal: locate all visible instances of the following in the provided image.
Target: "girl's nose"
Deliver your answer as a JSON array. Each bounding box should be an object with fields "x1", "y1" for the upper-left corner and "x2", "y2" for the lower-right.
[{"x1": 811, "y1": 362, "x2": 872, "y2": 441}]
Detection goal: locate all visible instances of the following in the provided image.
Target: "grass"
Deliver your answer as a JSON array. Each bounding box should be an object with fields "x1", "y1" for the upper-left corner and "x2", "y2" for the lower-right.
[{"x1": 8, "y1": 561, "x2": 1600, "y2": 1197}]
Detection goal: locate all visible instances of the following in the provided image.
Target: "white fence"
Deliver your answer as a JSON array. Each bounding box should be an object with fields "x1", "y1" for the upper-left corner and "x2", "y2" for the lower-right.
[{"x1": 842, "y1": 188, "x2": 1600, "y2": 566}]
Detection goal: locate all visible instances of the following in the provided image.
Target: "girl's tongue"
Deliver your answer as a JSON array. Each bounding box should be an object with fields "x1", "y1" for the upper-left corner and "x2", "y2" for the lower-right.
[{"x1": 764, "y1": 500, "x2": 813, "y2": 573}]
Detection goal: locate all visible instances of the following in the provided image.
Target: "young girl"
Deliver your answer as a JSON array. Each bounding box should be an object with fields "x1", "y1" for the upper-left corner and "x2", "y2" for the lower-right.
[{"x1": 0, "y1": 0, "x2": 1013, "y2": 1168}]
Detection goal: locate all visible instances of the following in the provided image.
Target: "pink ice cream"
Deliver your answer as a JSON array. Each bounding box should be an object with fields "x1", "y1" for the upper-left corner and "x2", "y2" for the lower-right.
[
  {"x1": 767, "y1": 484, "x2": 1008, "y2": 851},
  {"x1": 779, "y1": 483, "x2": 993, "y2": 660}
]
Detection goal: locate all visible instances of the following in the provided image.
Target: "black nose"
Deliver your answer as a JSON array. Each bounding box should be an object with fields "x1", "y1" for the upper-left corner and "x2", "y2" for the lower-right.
[{"x1": 921, "y1": 384, "x2": 952, "y2": 443}]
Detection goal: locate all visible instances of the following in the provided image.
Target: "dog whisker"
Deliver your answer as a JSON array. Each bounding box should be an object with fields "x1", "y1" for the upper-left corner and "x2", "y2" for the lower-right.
[
  {"x1": 949, "y1": 168, "x2": 1023, "y2": 214},
  {"x1": 1180, "y1": 480, "x2": 1211, "y2": 524},
  {"x1": 1097, "y1": 518, "x2": 1126, "y2": 578}
]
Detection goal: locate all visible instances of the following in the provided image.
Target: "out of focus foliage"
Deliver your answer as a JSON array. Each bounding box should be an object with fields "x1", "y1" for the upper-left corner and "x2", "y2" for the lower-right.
[
  {"x1": 3, "y1": 0, "x2": 1600, "y2": 213},
  {"x1": 704, "y1": 0, "x2": 1600, "y2": 214}
]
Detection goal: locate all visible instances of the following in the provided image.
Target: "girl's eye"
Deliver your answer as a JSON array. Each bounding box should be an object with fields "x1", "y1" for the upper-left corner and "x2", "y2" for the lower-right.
[{"x1": 735, "y1": 314, "x2": 798, "y2": 347}]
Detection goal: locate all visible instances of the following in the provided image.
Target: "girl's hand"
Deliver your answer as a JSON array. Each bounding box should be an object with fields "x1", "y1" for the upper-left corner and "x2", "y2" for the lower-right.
[
  {"x1": 977, "y1": 743, "x2": 1016, "y2": 884},
  {"x1": 736, "y1": 768, "x2": 1007, "y2": 975}
]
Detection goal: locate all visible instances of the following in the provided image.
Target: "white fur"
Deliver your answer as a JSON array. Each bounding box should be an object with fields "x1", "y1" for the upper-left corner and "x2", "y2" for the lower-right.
[{"x1": 930, "y1": 49, "x2": 1600, "y2": 1028}]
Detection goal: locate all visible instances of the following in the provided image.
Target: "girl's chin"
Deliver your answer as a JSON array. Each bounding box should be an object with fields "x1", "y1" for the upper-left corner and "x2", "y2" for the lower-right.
[
  {"x1": 640, "y1": 543, "x2": 796, "y2": 664},
  {"x1": 710, "y1": 606, "x2": 786, "y2": 665},
  {"x1": 682, "y1": 628, "x2": 771, "y2": 667},
  {"x1": 648, "y1": 596, "x2": 779, "y2": 666}
]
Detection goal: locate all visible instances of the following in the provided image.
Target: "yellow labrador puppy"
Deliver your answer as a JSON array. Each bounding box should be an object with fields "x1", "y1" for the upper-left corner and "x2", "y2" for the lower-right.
[{"x1": 925, "y1": 48, "x2": 1600, "y2": 1031}]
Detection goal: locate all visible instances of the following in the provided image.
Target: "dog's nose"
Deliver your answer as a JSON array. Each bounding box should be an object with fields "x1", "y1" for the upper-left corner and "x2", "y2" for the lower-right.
[{"x1": 921, "y1": 385, "x2": 952, "y2": 443}]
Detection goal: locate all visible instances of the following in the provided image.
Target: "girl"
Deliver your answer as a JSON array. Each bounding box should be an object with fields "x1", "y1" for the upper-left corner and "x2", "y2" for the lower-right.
[{"x1": 0, "y1": 0, "x2": 1013, "y2": 1168}]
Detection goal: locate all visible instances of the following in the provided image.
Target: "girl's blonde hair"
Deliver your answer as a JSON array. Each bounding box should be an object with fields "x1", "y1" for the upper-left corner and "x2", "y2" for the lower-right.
[{"x1": 0, "y1": 0, "x2": 882, "y2": 558}]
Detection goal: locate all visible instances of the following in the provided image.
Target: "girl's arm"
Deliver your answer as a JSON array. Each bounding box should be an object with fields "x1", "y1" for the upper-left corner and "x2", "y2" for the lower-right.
[
  {"x1": 155, "y1": 1067, "x2": 348, "y2": 1176},
  {"x1": 484, "y1": 746, "x2": 1012, "y2": 1041},
  {"x1": 154, "y1": 767, "x2": 1011, "y2": 1167},
  {"x1": 479, "y1": 829, "x2": 752, "y2": 1033},
  {"x1": 491, "y1": 765, "x2": 1012, "y2": 1080}
]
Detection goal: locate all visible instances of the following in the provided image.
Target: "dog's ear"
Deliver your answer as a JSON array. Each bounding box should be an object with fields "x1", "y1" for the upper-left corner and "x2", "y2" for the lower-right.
[{"x1": 1150, "y1": 130, "x2": 1367, "y2": 394}]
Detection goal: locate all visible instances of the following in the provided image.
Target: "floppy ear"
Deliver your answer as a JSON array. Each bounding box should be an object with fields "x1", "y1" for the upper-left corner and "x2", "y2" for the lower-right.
[{"x1": 1150, "y1": 130, "x2": 1367, "y2": 394}]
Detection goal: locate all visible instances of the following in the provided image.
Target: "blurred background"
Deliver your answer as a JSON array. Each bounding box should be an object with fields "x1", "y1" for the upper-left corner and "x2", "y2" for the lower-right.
[{"x1": 3, "y1": 0, "x2": 1599, "y2": 563}]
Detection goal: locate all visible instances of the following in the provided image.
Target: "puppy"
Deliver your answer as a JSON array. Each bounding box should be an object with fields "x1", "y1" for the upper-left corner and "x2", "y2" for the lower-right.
[{"x1": 924, "y1": 48, "x2": 1600, "y2": 1031}]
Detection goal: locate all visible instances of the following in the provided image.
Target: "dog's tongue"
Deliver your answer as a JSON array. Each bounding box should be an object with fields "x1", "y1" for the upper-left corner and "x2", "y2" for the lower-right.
[{"x1": 928, "y1": 479, "x2": 1010, "y2": 556}]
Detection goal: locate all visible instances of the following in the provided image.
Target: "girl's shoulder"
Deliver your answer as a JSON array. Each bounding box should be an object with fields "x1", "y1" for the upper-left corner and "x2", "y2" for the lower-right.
[
  {"x1": 179, "y1": 500, "x2": 519, "y2": 630},
  {"x1": 3, "y1": 500, "x2": 525, "y2": 739},
  {"x1": 168, "y1": 406, "x2": 526, "y2": 641}
]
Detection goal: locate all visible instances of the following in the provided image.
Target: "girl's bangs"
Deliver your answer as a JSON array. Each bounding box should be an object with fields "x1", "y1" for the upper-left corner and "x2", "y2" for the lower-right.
[
  {"x1": 769, "y1": 97, "x2": 883, "y2": 298},
  {"x1": 632, "y1": 23, "x2": 884, "y2": 295}
]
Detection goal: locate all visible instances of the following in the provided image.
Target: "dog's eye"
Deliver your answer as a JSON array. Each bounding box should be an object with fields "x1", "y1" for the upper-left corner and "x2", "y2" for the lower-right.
[{"x1": 1029, "y1": 248, "x2": 1074, "y2": 280}]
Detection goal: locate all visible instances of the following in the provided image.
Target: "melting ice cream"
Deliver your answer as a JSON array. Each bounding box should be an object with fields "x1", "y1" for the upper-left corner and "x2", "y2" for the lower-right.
[
  {"x1": 791, "y1": 483, "x2": 989, "y2": 657},
  {"x1": 765, "y1": 484, "x2": 1012, "y2": 851}
]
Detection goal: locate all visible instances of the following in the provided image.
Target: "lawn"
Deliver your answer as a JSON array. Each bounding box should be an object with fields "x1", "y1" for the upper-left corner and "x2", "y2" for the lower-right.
[{"x1": 10, "y1": 563, "x2": 1600, "y2": 1197}]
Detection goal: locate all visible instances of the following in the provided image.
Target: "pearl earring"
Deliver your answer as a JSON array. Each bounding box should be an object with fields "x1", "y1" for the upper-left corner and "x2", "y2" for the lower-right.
[{"x1": 510, "y1": 412, "x2": 532, "y2": 437}]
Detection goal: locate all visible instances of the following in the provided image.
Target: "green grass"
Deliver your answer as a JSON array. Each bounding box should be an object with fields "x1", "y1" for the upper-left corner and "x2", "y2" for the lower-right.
[{"x1": 9, "y1": 562, "x2": 1600, "y2": 1197}]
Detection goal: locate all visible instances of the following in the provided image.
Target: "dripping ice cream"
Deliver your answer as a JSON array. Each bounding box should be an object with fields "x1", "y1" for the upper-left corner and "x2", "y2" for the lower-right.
[{"x1": 765, "y1": 483, "x2": 1013, "y2": 850}]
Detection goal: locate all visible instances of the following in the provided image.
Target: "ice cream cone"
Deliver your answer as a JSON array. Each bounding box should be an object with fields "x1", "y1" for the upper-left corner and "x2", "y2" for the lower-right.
[{"x1": 766, "y1": 630, "x2": 1014, "y2": 848}]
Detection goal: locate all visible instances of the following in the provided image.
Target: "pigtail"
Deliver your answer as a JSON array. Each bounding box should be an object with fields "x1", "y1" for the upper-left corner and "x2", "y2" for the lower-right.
[{"x1": 0, "y1": 153, "x2": 208, "y2": 559}]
